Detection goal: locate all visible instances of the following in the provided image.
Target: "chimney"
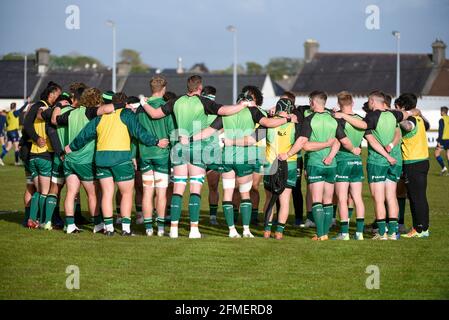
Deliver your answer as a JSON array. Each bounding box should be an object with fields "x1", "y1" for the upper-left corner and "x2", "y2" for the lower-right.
[
  {"x1": 304, "y1": 39, "x2": 319, "y2": 63},
  {"x1": 117, "y1": 61, "x2": 131, "y2": 77},
  {"x1": 177, "y1": 57, "x2": 184, "y2": 74},
  {"x1": 35, "y1": 48, "x2": 50, "y2": 74},
  {"x1": 432, "y1": 39, "x2": 447, "y2": 67}
]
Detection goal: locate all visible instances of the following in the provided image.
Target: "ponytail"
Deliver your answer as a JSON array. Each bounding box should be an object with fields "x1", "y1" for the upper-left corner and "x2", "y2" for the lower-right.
[{"x1": 40, "y1": 81, "x2": 62, "y2": 101}]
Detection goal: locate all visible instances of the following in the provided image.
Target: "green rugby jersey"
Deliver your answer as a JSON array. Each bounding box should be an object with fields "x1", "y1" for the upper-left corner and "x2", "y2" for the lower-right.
[
  {"x1": 300, "y1": 112, "x2": 346, "y2": 168},
  {"x1": 57, "y1": 107, "x2": 73, "y2": 147},
  {"x1": 364, "y1": 110, "x2": 404, "y2": 166},
  {"x1": 211, "y1": 107, "x2": 266, "y2": 163},
  {"x1": 56, "y1": 106, "x2": 99, "y2": 164},
  {"x1": 137, "y1": 96, "x2": 174, "y2": 160},
  {"x1": 41, "y1": 105, "x2": 73, "y2": 147},
  {"x1": 336, "y1": 115, "x2": 364, "y2": 162},
  {"x1": 161, "y1": 95, "x2": 222, "y2": 136}
]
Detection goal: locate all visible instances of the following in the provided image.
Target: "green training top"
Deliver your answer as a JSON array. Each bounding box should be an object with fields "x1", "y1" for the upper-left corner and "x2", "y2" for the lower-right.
[
  {"x1": 221, "y1": 107, "x2": 266, "y2": 163},
  {"x1": 300, "y1": 112, "x2": 346, "y2": 168},
  {"x1": 336, "y1": 114, "x2": 364, "y2": 162},
  {"x1": 64, "y1": 106, "x2": 97, "y2": 164},
  {"x1": 56, "y1": 106, "x2": 73, "y2": 147},
  {"x1": 69, "y1": 108, "x2": 158, "y2": 167},
  {"x1": 364, "y1": 110, "x2": 403, "y2": 165},
  {"x1": 161, "y1": 95, "x2": 222, "y2": 136},
  {"x1": 137, "y1": 96, "x2": 175, "y2": 160}
]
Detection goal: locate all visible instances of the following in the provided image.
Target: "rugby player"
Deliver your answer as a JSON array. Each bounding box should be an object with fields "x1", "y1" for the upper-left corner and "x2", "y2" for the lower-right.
[
  {"x1": 65, "y1": 101, "x2": 169, "y2": 236},
  {"x1": 435, "y1": 106, "x2": 449, "y2": 175},
  {"x1": 335, "y1": 91, "x2": 418, "y2": 240},
  {"x1": 140, "y1": 75, "x2": 256, "y2": 239}
]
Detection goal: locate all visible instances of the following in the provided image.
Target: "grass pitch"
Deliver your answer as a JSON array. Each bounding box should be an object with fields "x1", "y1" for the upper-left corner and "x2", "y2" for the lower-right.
[{"x1": 0, "y1": 150, "x2": 448, "y2": 300}]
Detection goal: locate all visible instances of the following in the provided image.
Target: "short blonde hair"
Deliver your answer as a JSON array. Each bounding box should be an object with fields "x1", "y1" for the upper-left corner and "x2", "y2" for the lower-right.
[{"x1": 337, "y1": 91, "x2": 353, "y2": 107}]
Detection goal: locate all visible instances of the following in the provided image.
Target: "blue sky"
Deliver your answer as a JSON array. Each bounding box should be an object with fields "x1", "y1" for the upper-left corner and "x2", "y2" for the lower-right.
[{"x1": 0, "y1": 0, "x2": 448, "y2": 70}]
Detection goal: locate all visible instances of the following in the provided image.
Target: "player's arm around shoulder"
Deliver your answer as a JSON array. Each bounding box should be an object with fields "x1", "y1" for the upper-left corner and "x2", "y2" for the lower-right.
[{"x1": 120, "y1": 108, "x2": 167, "y2": 148}]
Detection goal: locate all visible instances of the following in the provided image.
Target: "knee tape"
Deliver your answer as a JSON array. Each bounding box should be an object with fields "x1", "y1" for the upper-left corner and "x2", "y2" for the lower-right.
[
  {"x1": 51, "y1": 176, "x2": 65, "y2": 185},
  {"x1": 239, "y1": 180, "x2": 253, "y2": 193},
  {"x1": 154, "y1": 172, "x2": 169, "y2": 188},
  {"x1": 222, "y1": 178, "x2": 236, "y2": 190},
  {"x1": 173, "y1": 176, "x2": 188, "y2": 185},
  {"x1": 142, "y1": 174, "x2": 155, "y2": 187},
  {"x1": 26, "y1": 176, "x2": 34, "y2": 185},
  {"x1": 190, "y1": 175, "x2": 205, "y2": 185}
]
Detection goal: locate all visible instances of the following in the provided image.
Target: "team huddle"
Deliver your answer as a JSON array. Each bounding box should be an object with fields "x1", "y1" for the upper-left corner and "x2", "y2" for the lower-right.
[{"x1": 9, "y1": 74, "x2": 431, "y2": 240}]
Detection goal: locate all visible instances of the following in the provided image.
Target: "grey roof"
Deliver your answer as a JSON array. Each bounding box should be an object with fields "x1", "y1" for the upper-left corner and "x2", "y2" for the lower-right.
[
  {"x1": 0, "y1": 59, "x2": 268, "y2": 103},
  {"x1": 0, "y1": 60, "x2": 39, "y2": 98},
  {"x1": 291, "y1": 53, "x2": 435, "y2": 96},
  {"x1": 33, "y1": 71, "x2": 113, "y2": 96}
]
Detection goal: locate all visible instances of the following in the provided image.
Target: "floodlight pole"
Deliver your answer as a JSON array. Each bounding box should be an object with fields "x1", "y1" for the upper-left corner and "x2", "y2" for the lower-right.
[
  {"x1": 107, "y1": 20, "x2": 117, "y2": 92},
  {"x1": 392, "y1": 31, "x2": 401, "y2": 98},
  {"x1": 227, "y1": 25, "x2": 238, "y2": 103},
  {"x1": 24, "y1": 54, "x2": 27, "y2": 100}
]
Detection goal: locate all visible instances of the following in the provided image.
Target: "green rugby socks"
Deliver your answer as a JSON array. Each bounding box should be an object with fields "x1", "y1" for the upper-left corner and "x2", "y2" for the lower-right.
[
  {"x1": 209, "y1": 204, "x2": 218, "y2": 217},
  {"x1": 348, "y1": 207, "x2": 354, "y2": 220},
  {"x1": 340, "y1": 220, "x2": 349, "y2": 234},
  {"x1": 188, "y1": 193, "x2": 201, "y2": 223},
  {"x1": 170, "y1": 194, "x2": 183, "y2": 223},
  {"x1": 312, "y1": 203, "x2": 324, "y2": 237},
  {"x1": 240, "y1": 199, "x2": 252, "y2": 227},
  {"x1": 223, "y1": 202, "x2": 234, "y2": 227},
  {"x1": 144, "y1": 218, "x2": 153, "y2": 231},
  {"x1": 29, "y1": 192, "x2": 40, "y2": 221},
  {"x1": 377, "y1": 219, "x2": 386, "y2": 235},
  {"x1": 388, "y1": 218, "x2": 398, "y2": 236},
  {"x1": 356, "y1": 218, "x2": 365, "y2": 233},
  {"x1": 44, "y1": 194, "x2": 58, "y2": 224},
  {"x1": 276, "y1": 223, "x2": 285, "y2": 234},
  {"x1": 323, "y1": 204, "x2": 334, "y2": 234},
  {"x1": 38, "y1": 194, "x2": 47, "y2": 224}
]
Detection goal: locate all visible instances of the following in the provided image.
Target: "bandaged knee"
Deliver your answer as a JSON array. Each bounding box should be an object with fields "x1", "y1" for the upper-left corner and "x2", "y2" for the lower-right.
[
  {"x1": 26, "y1": 176, "x2": 34, "y2": 185},
  {"x1": 154, "y1": 172, "x2": 169, "y2": 188},
  {"x1": 190, "y1": 175, "x2": 205, "y2": 185},
  {"x1": 142, "y1": 174, "x2": 155, "y2": 187},
  {"x1": 51, "y1": 176, "x2": 65, "y2": 185},
  {"x1": 239, "y1": 180, "x2": 253, "y2": 193},
  {"x1": 222, "y1": 178, "x2": 236, "y2": 190},
  {"x1": 173, "y1": 175, "x2": 188, "y2": 185}
]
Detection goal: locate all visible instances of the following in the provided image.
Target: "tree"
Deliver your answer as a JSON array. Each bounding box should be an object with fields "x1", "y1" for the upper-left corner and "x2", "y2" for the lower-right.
[
  {"x1": 120, "y1": 49, "x2": 150, "y2": 73},
  {"x1": 1, "y1": 53, "x2": 35, "y2": 60},
  {"x1": 213, "y1": 64, "x2": 246, "y2": 75},
  {"x1": 1, "y1": 52, "x2": 104, "y2": 70},
  {"x1": 50, "y1": 55, "x2": 104, "y2": 70},
  {"x1": 246, "y1": 62, "x2": 264, "y2": 75},
  {"x1": 265, "y1": 57, "x2": 304, "y2": 81}
]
